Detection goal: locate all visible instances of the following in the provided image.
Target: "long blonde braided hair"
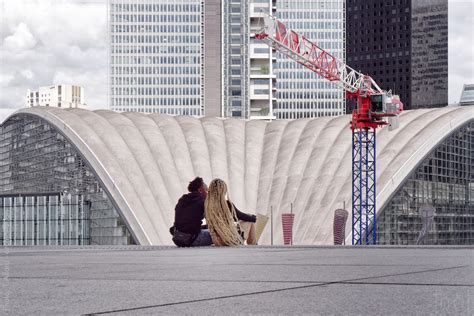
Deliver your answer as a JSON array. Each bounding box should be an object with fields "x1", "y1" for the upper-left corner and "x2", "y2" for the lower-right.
[{"x1": 204, "y1": 178, "x2": 243, "y2": 246}]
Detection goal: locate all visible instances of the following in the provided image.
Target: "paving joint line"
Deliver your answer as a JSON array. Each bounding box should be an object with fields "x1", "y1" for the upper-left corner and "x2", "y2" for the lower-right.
[
  {"x1": 10, "y1": 276, "x2": 472, "y2": 287},
  {"x1": 84, "y1": 265, "x2": 468, "y2": 315}
]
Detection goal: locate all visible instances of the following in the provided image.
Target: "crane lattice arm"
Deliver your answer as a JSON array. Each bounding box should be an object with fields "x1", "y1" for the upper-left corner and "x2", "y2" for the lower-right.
[
  {"x1": 256, "y1": 14, "x2": 402, "y2": 130},
  {"x1": 256, "y1": 15, "x2": 383, "y2": 95}
]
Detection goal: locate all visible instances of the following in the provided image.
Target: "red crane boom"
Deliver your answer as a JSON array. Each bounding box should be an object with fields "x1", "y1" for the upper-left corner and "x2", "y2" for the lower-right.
[{"x1": 255, "y1": 14, "x2": 403, "y2": 129}]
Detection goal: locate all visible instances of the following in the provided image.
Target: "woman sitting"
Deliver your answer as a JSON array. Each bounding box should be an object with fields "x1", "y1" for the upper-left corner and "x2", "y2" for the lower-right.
[{"x1": 204, "y1": 178, "x2": 257, "y2": 246}]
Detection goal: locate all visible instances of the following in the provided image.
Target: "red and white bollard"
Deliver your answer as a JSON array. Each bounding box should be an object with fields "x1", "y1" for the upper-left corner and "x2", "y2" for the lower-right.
[{"x1": 281, "y1": 213, "x2": 295, "y2": 245}]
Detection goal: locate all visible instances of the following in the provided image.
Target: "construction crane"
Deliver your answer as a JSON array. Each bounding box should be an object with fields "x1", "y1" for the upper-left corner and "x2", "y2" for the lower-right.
[{"x1": 256, "y1": 14, "x2": 403, "y2": 245}]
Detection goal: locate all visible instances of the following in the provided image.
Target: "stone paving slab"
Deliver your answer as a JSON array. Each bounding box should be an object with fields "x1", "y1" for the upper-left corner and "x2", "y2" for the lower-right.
[{"x1": 0, "y1": 246, "x2": 473, "y2": 315}]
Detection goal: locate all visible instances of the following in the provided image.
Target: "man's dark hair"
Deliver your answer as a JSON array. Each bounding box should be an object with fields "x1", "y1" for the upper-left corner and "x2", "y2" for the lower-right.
[{"x1": 188, "y1": 177, "x2": 204, "y2": 192}]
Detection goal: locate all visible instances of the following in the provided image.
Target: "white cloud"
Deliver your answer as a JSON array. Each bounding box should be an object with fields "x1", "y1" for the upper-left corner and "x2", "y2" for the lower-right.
[
  {"x1": 21, "y1": 69, "x2": 34, "y2": 80},
  {"x1": 2, "y1": 23, "x2": 37, "y2": 52},
  {"x1": 448, "y1": 0, "x2": 474, "y2": 104},
  {"x1": 0, "y1": 73, "x2": 14, "y2": 86},
  {"x1": 0, "y1": 0, "x2": 107, "y2": 110}
]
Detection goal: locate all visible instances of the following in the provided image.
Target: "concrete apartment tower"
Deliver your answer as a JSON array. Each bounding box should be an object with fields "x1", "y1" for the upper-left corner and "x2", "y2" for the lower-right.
[
  {"x1": 222, "y1": 0, "x2": 277, "y2": 119},
  {"x1": 222, "y1": 0, "x2": 346, "y2": 119},
  {"x1": 26, "y1": 84, "x2": 85, "y2": 108},
  {"x1": 222, "y1": 0, "x2": 271, "y2": 119},
  {"x1": 346, "y1": 0, "x2": 448, "y2": 109}
]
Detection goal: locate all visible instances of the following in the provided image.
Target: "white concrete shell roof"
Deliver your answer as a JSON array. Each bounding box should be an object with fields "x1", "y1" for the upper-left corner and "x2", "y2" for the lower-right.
[{"x1": 7, "y1": 106, "x2": 474, "y2": 245}]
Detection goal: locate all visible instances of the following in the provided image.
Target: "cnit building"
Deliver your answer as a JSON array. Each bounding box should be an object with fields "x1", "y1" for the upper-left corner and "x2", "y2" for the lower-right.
[
  {"x1": 1, "y1": 106, "x2": 474, "y2": 246},
  {"x1": 108, "y1": 0, "x2": 345, "y2": 119}
]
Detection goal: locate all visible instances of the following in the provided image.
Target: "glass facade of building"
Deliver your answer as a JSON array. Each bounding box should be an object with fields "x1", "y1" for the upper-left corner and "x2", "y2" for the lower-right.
[
  {"x1": 0, "y1": 115, "x2": 134, "y2": 246},
  {"x1": 346, "y1": 0, "x2": 448, "y2": 110},
  {"x1": 410, "y1": 0, "x2": 448, "y2": 109},
  {"x1": 109, "y1": 0, "x2": 204, "y2": 116},
  {"x1": 378, "y1": 121, "x2": 474, "y2": 245},
  {"x1": 346, "y1": 0, "x2": 412, "y2": 111},
  {"x1": 275, "y1": 0, "x2": 345, "y2": 119}
]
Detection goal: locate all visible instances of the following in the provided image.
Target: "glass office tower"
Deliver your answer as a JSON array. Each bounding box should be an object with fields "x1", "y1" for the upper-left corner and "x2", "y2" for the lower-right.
[
  {"x1": 275, "y1": 0, "x2": 345, "y2": 119},
  {"x1": 108, "y1": 0, "x2": 204, "y2": 116},
  {"x1": 346, "y1": 0, "x2": 448, "y2": 110}
]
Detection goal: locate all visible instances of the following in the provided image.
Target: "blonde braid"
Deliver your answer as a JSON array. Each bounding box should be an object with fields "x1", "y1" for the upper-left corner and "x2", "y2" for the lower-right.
[{"x1": 205, "y1": 179, "x2": 243, "y2": 246}]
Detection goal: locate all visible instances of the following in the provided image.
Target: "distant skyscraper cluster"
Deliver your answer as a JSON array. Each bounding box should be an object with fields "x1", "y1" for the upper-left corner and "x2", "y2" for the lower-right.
[
  {"x1": 26, "y1": 84, "x2": 85, "y2": 108},
  {"x1": 108, "y1": 0, "x2": 448, "y2": 118},
  {"x1": 108, "y1": 0, "x2": 346, "y2": 119},
  {"x1": 346, "y1": 0, "x2": 448, "y2": 110}
]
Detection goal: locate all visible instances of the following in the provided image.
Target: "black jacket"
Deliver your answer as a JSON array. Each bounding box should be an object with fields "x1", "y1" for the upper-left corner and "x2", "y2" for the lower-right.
[
  {"x1": 228, "y1": 201, "x2": 256, "y2": 223},
  {"x1": 173, "y1": 193, "x2": 257, "y2": 236},
  {"x1": 173, "y1": 192, "x2": 205, "y2": 235}
]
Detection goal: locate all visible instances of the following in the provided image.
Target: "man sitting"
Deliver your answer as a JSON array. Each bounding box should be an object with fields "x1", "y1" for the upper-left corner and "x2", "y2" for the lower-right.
[{"x1": 171, "y1": 177, "x2": 212, "y2": 247}]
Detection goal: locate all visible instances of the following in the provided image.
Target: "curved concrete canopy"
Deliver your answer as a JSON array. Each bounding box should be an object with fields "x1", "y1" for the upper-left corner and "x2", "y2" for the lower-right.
[{"x1": 6, "y1": 106, "x2": 474, "y2": 245}]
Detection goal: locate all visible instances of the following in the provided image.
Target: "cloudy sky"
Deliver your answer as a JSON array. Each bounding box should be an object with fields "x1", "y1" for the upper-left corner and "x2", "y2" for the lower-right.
[
  {"x1": 0, "y1": 0, "x2": 473, "y2": 122},
  {"x1": 0, "y1": 0, "x2": 107, "y2": 122}
]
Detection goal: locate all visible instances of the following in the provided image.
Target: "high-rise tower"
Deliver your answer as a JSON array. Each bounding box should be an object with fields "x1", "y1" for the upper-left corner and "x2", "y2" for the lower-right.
[
  {"x1": 275, "y1": 0, "x2": 346, "y2": 119},
  {"x1": 108, "y1": 1, "x2": 206, "y2": 116},
  {"x1": 346, "y1": 0, "x2": 448, "y2": 110}
]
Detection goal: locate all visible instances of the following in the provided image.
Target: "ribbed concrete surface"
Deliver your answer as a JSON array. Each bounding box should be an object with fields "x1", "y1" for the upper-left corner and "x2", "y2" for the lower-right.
[{"x1": 8, "y1": 106, "x2": 474, "y2": 245}]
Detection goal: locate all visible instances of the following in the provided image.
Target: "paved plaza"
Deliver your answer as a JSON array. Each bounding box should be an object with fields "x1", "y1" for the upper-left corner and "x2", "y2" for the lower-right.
[{"x1": 0, "y1": 246, "x2": 473, "y2": 315}]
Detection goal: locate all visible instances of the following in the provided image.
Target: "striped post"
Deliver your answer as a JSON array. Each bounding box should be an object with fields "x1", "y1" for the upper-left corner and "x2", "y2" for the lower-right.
[
  {"x1": 333, "y1": 208, "x2": 349, "y2": 245},
  {"x1": 282, "y1": 213, "x2": 295, "y2": 245}
]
